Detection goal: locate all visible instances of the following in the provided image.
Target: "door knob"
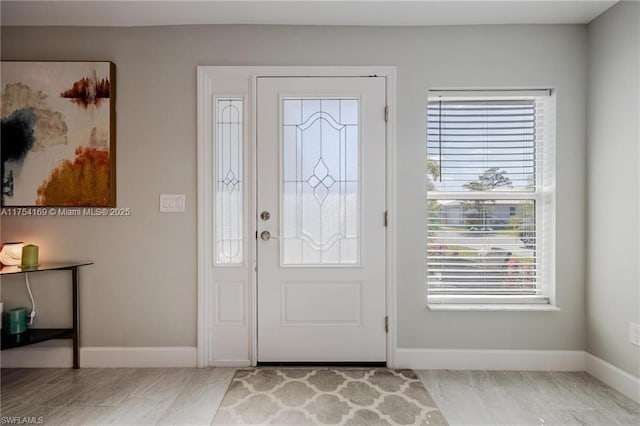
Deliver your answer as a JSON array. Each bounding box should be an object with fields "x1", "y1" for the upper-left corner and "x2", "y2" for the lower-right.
[{"x1": 260, "y1": 230, "x2": 278, "y2": 241}]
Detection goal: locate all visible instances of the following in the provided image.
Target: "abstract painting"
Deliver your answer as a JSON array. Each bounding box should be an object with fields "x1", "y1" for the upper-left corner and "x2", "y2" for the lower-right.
[{"x1": 1, "y1": 61, "x2": 116, "y2": 206}]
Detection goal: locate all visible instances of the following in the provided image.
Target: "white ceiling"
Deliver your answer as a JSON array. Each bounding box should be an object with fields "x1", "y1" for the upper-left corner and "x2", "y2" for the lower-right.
[{"x1": 1, "y1": 0, "x2": 618, "y2": 27}]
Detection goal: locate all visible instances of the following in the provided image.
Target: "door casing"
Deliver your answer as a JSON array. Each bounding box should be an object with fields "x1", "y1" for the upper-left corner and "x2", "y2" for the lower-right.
[{"x1": 196, "y1": 66, "x2": 397, "y2": 367}]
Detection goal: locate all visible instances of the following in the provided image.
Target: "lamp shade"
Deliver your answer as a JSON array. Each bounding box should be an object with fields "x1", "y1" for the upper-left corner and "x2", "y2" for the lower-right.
[{"x1": 0, "y1": 242, "x2": 24, "y2": 266}]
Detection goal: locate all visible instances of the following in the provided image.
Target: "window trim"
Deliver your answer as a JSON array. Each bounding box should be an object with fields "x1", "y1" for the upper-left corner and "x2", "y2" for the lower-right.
[{"x1": 426, "y1": 89, "x2": 556, "y2": 308}]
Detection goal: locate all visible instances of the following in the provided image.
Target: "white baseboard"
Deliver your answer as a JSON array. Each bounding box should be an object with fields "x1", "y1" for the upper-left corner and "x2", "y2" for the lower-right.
[
  {"x1": 5, "y1": 345, "x2": 636, "y2": 404},
  {"x1": 82, "y1": 347, "x2": 197, "y2": 368},
  {"x1": 1, "y1": 345, "x2": 197, "y2": 368},
  {"x1": 585, "y1": 353, "x2": 640, "y2": 404},
  {"x1": 396, "y1": 348, "x2": 586, "y2": 371},
  {"x1": 210, "y1": 359, "x2": 251, "y2": 367}
]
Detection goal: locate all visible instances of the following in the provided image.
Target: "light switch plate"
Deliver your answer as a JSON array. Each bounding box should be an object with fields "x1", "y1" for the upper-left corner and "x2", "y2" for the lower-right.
[
  {"x1": 160, "y1": 194, "x2": 186, "y2": 213},
  {"x1": 630, "y1": 322, "x2": 640, "y2": 347}
]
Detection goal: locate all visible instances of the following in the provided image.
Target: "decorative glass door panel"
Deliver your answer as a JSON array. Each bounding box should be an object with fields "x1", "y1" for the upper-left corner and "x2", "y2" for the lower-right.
[{"x1": 282, "y1": 99, "x2": 360, "y2": 265}]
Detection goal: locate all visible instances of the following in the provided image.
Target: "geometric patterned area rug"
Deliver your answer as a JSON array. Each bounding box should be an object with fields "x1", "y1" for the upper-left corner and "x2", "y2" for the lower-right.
[{"x1": 212, "y1": 368, "x2": 448, "y2": 425}]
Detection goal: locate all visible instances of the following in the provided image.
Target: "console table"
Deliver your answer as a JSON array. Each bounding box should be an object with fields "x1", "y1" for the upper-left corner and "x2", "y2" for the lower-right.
[{"x1": 1, "y1": 262, "x2": 93, "y2": 368}]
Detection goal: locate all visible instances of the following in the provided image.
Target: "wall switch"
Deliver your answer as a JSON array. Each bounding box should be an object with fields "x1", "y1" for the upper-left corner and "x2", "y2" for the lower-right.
[
  {"x1": 160, "y1": 194, "x2": 186, "y2": 213},
  {"x1": 630, "y1": 322, "x2": 640, "y2": 347}
]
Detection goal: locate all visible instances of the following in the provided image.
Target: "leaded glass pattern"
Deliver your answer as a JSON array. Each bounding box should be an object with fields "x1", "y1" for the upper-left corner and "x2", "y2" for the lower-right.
[
  {"x1": 282, "y1": 99, "x2": 360, "y2": 265},
  {"x1": 215, "y1": 98, "x2": 244, "y2": 264}
]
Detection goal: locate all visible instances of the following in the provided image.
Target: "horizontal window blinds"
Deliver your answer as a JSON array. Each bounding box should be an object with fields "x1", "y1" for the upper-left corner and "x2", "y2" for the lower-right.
[{"x1": 427, "y1": 92, "x2": 555, "y2": 302}]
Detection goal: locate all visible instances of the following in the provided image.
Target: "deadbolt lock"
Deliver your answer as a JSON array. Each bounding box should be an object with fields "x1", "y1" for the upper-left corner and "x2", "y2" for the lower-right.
[{"x1": 260, "y1": 211, "x2": 271, "y2": 221}]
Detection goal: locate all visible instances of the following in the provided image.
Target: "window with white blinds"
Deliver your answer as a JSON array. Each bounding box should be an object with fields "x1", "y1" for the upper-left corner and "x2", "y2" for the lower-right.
[{"x1": 427, "y1": 90, "x2": 555, "y2": 304}]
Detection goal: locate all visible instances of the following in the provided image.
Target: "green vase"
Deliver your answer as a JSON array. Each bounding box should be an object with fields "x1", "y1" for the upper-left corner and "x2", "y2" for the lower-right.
[{"x1": 5, "y1": 307, "x2": 27, "y2": 335}]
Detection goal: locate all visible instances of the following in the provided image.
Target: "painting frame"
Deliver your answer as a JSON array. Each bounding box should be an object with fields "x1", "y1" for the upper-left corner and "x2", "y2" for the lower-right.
[{"x1": 1, "y1": 61, "x2": 116, "y2": 207}]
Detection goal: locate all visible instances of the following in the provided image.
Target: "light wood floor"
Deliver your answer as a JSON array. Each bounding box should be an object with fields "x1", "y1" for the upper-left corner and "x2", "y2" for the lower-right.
[
  {"x1": 418, "y1": 370, "x2": 639, "y2": 425},
  {"x1": 1, "y1": 368, "x2": 638, "y2": 425}
]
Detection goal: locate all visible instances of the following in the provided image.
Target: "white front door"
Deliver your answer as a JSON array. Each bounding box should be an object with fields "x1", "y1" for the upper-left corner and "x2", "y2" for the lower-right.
[{"x1": 256, "y1": 77, "x2": 387, "y2": 362}]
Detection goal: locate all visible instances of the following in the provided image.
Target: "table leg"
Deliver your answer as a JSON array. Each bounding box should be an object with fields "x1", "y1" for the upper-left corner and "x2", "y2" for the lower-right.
[{"x1": 72, "y1": 267, "x2": 79, "y2": 369}]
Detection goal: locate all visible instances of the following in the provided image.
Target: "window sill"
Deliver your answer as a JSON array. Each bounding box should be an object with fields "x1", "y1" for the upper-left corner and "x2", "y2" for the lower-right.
[{"x1": 427, "y1": 304, "x2": 560, "y2": 312}]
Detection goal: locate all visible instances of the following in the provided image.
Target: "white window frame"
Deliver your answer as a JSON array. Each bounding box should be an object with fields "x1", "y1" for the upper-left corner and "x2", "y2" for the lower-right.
[{"x1": 426, "y1": 89, "x2": 556, "y2": 309}]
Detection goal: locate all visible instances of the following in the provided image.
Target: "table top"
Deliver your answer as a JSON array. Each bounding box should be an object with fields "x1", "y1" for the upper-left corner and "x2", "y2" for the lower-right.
[{"x1": 0, "y1": 262, "x2": 93, "y2": 275}]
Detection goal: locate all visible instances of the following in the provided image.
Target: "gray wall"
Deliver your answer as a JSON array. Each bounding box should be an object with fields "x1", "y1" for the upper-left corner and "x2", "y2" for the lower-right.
[
  {"x1": 1, "y1": 24, "x2": 587, "y2": 351},
  {"x1": 587, "y1": 1, "x2": 640, "y2": 377}
]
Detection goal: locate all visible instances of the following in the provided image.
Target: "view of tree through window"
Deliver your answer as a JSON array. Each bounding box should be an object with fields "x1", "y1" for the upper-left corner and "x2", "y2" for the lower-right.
[{"x1": 427, "y1": 92, "x2": 554, "y2": 301}]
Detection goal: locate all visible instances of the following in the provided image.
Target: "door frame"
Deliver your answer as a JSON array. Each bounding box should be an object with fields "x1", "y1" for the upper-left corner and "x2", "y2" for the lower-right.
[{"x1": 197, "y1": 66, "x2": 397, "y2": 367}]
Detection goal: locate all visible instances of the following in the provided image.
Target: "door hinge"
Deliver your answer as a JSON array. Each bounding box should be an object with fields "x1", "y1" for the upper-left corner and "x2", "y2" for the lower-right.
[
  {"x1": 385, "y1": 316, "x2": 389, "y2": 333},
  {"x1": 384, "y1": 211, "x2": 388, "y2": 227},
  {"x1": 384, "y1": 105, "x2": 389, "y2": 122}
]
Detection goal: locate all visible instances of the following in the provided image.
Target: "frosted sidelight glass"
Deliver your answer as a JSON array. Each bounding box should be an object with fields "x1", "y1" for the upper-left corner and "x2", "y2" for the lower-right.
[
  {"x1": 282, "y1": 99, "x2": 360, "y2": 265},
  {"x1": 215, "y1": 98, "x2": 244, "y2": 264}
]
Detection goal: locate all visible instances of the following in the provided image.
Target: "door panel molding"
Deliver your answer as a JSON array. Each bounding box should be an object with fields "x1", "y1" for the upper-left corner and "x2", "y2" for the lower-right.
[
  {"x1": 197, "y1": 66, "x2": 397, "y2": 367},
  {"x1": 281, "y1": 281, "x2": 363, "y2": 327}
]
